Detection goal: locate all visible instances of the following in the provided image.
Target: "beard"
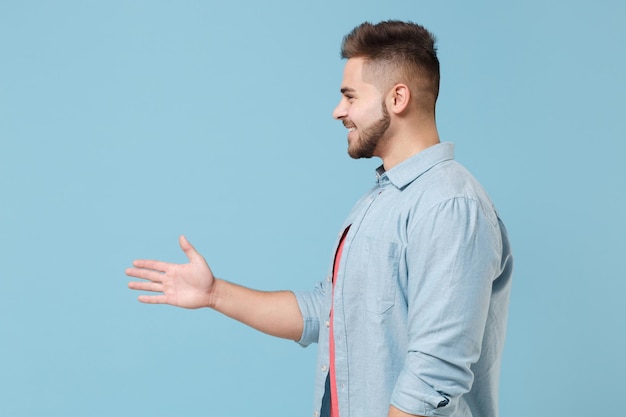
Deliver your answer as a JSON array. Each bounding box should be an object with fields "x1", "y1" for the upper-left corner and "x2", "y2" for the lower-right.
[{"x1": 347, "y1": 100, "x2": 391, "y2": 159}]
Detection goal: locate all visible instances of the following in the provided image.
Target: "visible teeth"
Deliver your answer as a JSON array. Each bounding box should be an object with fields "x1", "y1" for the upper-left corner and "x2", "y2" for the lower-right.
[{"x1": 348, "y1": 127, "x2": 356, "y2": 132}]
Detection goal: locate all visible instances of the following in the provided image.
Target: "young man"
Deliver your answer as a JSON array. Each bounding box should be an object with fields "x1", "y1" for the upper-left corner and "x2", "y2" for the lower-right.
[{"x1": 127, "y1": 21, "x2": 513, "y2": 417}]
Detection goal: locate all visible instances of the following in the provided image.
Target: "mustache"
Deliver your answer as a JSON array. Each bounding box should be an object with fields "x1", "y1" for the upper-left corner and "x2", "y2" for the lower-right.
[{"x1": 342, "y1": 120, "x2": 356, "y2": 129}]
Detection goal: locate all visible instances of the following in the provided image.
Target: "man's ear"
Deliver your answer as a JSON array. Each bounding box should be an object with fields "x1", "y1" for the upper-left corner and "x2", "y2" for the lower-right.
[{"x1": 388, "y1": 84, "x2": 411, "y2": 114}]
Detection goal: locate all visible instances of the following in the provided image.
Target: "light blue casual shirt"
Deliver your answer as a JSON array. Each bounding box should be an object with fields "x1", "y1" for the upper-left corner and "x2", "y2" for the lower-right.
[{"x1": 294, "y1": 142, "x2": 513, "y2": 417}]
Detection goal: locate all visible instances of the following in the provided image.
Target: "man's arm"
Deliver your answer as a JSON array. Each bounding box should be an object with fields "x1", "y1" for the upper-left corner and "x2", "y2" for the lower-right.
[
  {"x1": 126, "y1": 235, "x2": 303, "y2": 341},
  {"x1": 388, "y1": 405, "x2": 424, "y2": 417},
  {"x1": 391, "y1": 197, "x2": 503, "y2": 414}
]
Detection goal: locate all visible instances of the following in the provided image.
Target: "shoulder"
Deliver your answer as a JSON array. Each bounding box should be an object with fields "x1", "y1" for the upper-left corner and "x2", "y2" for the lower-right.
[{"x1": 405, "y1": 160, "x2": 498, "y2": 225}]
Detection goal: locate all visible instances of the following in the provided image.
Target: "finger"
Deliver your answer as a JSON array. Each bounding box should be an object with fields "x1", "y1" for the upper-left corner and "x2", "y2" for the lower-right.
[
  {"x1": 128, "y1": 280, "x2": 164, "y2": 292},
  {"x1": 125, "y1": 267, "x2": 165, "y2": 283},
  {"x1": 131, "y1": 259, "x2": 171, "y2": 272},
  {"x1": 137, "y1": 294, "x2": 168, "y2": 304},
  {"x1": 179, "y1": 235, "x2": 203, "y2": 263}
]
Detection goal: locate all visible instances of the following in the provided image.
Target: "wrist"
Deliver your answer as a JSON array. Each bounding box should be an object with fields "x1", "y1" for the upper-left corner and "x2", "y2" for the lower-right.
[{"x1": 206, "y1": 278, "x2": 222, "y2": 310}]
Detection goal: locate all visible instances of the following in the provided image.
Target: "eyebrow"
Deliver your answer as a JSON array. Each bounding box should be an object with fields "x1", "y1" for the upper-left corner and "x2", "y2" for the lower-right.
[{"x1": 340, "y1": 87, "x2": 356, "y2": 94}]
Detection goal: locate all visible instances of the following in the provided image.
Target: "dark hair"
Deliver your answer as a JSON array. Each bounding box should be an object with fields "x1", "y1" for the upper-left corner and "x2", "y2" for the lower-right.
[{"x1": 341, "y1": 21, "x2": 440, "y2": 103}]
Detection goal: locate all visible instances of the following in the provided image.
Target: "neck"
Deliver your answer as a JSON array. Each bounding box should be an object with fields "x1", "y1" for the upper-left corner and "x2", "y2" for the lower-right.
[{"x1": 379, "y1": 118, "x2": 440, "y2": 170}]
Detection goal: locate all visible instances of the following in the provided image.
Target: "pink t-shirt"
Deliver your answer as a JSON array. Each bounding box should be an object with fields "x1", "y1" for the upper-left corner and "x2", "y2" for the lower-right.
[{"x1": 330, "y1": 226, "x2": 350, "y2": 417}]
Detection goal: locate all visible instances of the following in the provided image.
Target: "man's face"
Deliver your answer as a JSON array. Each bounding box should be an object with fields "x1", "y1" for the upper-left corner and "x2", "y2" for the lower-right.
[{"x1": 333, "y1": 58, "x2": 391, "y2": 159}]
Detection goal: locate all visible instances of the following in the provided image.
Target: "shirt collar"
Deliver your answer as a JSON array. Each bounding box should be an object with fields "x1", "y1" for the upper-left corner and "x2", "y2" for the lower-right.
[{"x1": 376, "y1": 142, "x2": 455, "y2": 189}]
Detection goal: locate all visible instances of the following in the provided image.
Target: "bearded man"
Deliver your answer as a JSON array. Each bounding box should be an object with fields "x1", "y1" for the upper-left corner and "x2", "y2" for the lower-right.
[{"x1": 127, "y1": 20, "x2": 513, "y2": 417}]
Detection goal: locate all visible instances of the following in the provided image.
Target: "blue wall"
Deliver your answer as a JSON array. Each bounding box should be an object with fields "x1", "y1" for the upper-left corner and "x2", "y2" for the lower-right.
[{"x1": 1, "y1": 1, "x2": 625, "y2": 415}]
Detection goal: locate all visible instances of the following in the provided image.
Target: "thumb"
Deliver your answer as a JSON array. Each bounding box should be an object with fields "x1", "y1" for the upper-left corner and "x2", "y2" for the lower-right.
[{"x1": 179, "y1": 235, "x2": 203, "y2": 263}]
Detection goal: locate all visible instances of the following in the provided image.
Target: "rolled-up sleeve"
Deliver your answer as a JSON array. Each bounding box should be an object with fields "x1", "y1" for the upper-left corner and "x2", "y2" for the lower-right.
[
  {"x1": 391, "y1": 197, "x2": 502, "y2": 416},
  {"x1": 293, "y1": 279, "x2": 328, "y2": 347}
]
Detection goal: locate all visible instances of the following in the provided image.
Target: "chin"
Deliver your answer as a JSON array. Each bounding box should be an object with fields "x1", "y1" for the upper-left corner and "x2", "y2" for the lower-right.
[{"x1": 348, "y1": 147, "x2": 374, "y2": 160}]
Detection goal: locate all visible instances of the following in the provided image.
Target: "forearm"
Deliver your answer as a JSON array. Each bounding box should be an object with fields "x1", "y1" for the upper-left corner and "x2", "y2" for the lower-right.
[
  {"x1": 388, "y1": 405, "x2": 423, "y2": 417},
  {"x1": 209, "y1": 278, "x2": 303, "y2": 341}
]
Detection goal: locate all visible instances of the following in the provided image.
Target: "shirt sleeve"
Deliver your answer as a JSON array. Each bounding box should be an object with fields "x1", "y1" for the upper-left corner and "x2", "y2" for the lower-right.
[
  {"x1": 292, "y1": 279, "x2": 329, "y2": 347},
  {"x1": 390, "y1": 196, "x2": 503, "y2": 416}
]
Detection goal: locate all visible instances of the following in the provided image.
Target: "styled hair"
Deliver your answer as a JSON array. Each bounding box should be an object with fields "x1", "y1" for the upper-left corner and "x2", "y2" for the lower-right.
[{"x1": 341, "y1": 21, "x2": 440, "y2": 105}]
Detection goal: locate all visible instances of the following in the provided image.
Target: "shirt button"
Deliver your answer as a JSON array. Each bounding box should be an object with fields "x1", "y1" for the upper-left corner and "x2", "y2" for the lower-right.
[
  {"x1": 321, "y1": 365, "x2": 328, "y2": 372},
  {"x1": 314, "y1": 412, "x2": 319, "y2": 417},
  {"x1": 325, "y1": 320, "x2": 330, "y2": 328},
  {"x1": 327, "y1": 275, "x2": 331, "y2": 283}
]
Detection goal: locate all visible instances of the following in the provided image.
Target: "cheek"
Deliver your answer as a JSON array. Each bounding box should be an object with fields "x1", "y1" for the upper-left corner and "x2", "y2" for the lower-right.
[{"x1": 350, "y1": 103, "x2": 381, "y2": 126}]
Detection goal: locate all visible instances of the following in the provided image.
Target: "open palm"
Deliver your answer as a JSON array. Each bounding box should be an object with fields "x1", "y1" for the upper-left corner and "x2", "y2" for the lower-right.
[{"x1": 126, "y1": 235, "x2": 215, "y2": 309}]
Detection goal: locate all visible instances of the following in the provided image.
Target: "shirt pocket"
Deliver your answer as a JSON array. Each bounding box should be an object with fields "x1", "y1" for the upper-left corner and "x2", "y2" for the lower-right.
[{"x1": 364, "y1": 238, "x2": 400, "y2": 314}]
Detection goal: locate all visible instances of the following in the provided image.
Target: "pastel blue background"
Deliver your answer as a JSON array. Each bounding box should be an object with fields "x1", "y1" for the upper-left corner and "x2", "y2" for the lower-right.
[{"x1": 1, "y1": 1, "x2": 625, "y2": 416}]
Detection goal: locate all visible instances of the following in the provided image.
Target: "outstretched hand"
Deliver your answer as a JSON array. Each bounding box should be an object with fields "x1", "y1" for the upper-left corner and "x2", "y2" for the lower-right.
[{"x1": 126, "y1": 235, "x2": 215, "y2": 309}]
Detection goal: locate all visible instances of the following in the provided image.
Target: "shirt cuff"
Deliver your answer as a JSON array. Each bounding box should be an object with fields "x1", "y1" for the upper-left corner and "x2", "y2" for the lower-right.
[
  {"x1": 292, "y1": 290, "x2": 321, "y2": 347},
  {"x1": 391, "y1": 368, "x2": 454, "y2": 417}
]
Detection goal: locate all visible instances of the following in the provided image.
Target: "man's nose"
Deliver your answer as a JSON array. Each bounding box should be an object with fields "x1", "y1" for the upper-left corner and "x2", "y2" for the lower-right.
[{"x1": 332, "y1": 100, "x2": 347, "y2": 120}]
